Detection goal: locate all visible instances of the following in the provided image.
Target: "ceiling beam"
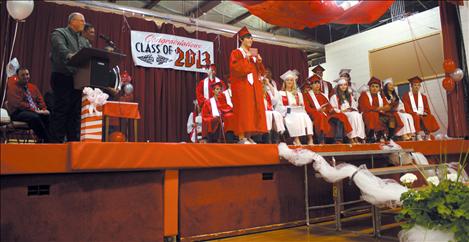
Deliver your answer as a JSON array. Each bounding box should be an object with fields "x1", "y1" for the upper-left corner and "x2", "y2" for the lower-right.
[
  {"x1": 143, "y1": 0, "x2": 160, "y2": 9},
  {"x1": 267, "y1": 26, "x2": 281, "y2": 33},
  {"x1": 227, "y1": 11, "x2": 251, "y2": 25},
  {"x1": 185, "y1": 0, "x2": 222, "y2": 18}
]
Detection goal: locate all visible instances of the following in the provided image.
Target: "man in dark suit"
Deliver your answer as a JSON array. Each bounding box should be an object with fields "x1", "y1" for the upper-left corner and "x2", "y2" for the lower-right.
[{"x1": 49, "y1": 12, "x2": 91, "y2": 142}]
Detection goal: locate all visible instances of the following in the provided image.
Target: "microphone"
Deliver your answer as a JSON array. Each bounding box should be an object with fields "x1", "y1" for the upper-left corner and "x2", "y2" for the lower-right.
[{"x1": 99, "y1": 34, "x2": 115, "y2": 47}]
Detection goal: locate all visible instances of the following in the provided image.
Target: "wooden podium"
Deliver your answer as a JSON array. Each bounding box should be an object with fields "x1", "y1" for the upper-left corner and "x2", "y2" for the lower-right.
[{"x1": 68, "y1": 47, "x2": 126, "y2": 90}]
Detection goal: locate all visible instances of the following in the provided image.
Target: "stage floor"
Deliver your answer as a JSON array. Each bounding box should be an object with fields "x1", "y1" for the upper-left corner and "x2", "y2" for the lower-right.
[
  {"x1": 2, "y1": 139, "x2": 468, "y2": 175},
  {"x1": 211, "y1": 213, "x2": 397, "y2": 242},
  {"x1": 1, "y1": 140, "x2": 467, "y2": 241}
]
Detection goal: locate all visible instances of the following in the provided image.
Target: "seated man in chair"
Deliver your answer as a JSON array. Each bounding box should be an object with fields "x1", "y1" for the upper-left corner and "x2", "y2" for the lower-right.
[{"x1": 7, "y1": 67, "x2": 50, "y2": 143}]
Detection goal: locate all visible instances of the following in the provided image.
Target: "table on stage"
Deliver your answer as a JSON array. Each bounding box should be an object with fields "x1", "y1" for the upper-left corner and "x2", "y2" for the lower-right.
[{"x1": 103, "y1": 101, "x2": 141, "y2": 142}]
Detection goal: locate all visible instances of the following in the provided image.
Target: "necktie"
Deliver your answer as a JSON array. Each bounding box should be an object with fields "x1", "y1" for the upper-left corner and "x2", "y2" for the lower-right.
[{"x1": 23, "y1": 85, "x2": 38, "y2": 110}]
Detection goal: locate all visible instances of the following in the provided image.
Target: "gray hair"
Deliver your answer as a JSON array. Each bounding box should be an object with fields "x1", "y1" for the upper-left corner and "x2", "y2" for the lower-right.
[{"x1": 68, "y1": 12, "x2": 83, "y2": 23}]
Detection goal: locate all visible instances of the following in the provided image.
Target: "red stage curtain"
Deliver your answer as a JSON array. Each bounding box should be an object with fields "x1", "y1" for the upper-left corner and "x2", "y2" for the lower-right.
[
  {"x1": 439, "y1": 0, "x2": 469, "y2": 137},
  {"x1": 233, "y1": 0, "x2": 395, "y2": 30},
  {"x1": 0, "y1": 1, "x2": 308, "y2": 142}
]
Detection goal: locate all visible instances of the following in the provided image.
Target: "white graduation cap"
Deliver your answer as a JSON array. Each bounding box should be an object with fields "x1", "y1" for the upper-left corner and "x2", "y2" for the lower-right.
[
  {"x1": 336, "y1": 78, "x2": 348, "y2": 85},
  {"x1": 383, "y1": 77, "x2": 393, "y2": 87},
  {"x1": 338, "y1": 68, "x2": 351, "y2": 76},
  {"x1": 280, "y1": 69, "x2": 299, "y2": 81}
]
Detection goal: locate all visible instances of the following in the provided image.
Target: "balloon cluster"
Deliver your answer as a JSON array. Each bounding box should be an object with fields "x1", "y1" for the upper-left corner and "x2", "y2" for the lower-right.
[
  {"x1": 442, "y1": 59, "x2": 464, "y2": 92},
  {"x1": 109, "y1": 131, "x2": 126, "y2": 142},
  {"x1": 120, "y1": 71, "x2": 134, "y2": 95}
]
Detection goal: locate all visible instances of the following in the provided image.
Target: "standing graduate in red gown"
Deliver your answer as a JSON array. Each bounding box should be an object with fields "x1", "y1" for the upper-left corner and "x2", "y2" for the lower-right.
[
  {"x1": 401, "y1": 76, "x2": 440, "y2": 140},
  {"x1": 201, "y1": 82, "x2": 235, "y2": 143},
  {"x1": 195, "y1": 64, "x2": 226, "y2": 107},
  {"x1": 311, "y1": 64, "x2": 334, "y2": 99},
  {"x1": 304, "y1": 74, "x2": 352, "y2": 144},
  {"x1": 358, "y1": 77, "x2": 391, "y2": 143},
  {"x1": 229, "y1": 26, "x2": 267, "y2": 144}
]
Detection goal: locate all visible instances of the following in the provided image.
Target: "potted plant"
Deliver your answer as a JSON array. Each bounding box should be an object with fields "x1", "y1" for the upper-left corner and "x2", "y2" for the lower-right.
[{"x1": 396, "y1": 162, "x2": 469, "y2": 242}]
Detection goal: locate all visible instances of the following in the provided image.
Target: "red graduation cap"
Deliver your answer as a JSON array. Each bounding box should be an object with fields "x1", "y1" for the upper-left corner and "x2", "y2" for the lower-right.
[
  {"x1": 210, "y1": 81, "x2": 223, "y2": 88},
  {"x1": 308, "y1": 73, "x2": 322, "y2": 83},
  {"x1": 367, "y1": 76, "x2": 382, "y2": 87},
  {"x1": 235, "y1": 26, "x2": 252, "y2": 39},
  {"x1": 408, "y1": 76, "x2": 423, "y2": 84},
  {"x1": 312, "y1": 65, "x2": 325, "y2": 73}
]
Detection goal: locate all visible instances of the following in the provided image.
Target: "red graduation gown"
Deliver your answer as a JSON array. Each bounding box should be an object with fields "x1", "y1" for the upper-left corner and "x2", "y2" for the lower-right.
[
  {"x1": 358, "y1": 92, "x2": 389, "y2": 131},
  {"x1": 201, "y1": 94, "x2": 235, "y2": 137},
  {"x1": 229, "y1": 48, "x2": 267, "y2": 135},
  {"x1": 384, "y1": 95, "x2": 405, "y2": 132},
  {"x1": 401, "y1": 92, "x2": 439, "y2": 133},
  {"x1": 195, "y1": 77, "x2": 226, "y2": 107},
  {"x1": 304, "y1": 91, "x2": 352, "y2": 136},
  {"x1": 321, "y1": 80, "x2": 334, "y2": 99}
]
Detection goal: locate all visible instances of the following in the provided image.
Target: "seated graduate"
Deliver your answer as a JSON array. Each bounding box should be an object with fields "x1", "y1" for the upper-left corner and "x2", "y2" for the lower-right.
[
  {"x1": 382, "y1": 78, "x2": 415, "y2": 141},
  {"x1": 187, "y1": 100, "x2": 203, "y2": 143},
  {"x1": 330, "y1": 78, "x2": 366, "y2": 144},
  {"x1": 278, "y1": 69, "x2": 314, "y2": 146},
  {"x1": 304, "y1": 74, "x2": 352, "y2": 144},
  {"x1": 311, "y1": 64, "x2": 334, "y2": 99},
  {"x1": 196, "y1": 64, "x2": 226, "y2": 107},
  {"x1": 201, "y1": 82, "x2": 235, "y2": 143},
  {"x1": 263, "y1": 71, "x2": 286, "y2": 143},
  {"x1": 222, "y1": 76, "x2": 233, "y2": 108},
  {"x1": 401, "y1": 76, "x2": 440, "y2": 140},
  {"x1": 358, "y1": 77, "x2": 392, "y2": 143},
  {"x1": 336, "y1": 69, "x2": 359, "y2": 101}
]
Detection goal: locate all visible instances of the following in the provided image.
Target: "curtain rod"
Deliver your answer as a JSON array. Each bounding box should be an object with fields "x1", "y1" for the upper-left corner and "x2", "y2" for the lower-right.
[{"x1": 49, "y1": 0, "x2": 323, "y2": 52}]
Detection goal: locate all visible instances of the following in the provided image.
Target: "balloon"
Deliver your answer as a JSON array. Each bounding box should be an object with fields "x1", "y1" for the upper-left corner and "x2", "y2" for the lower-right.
[
  {"x1": 123, "y1": 83, "x2": 134, "y2": 95},
  {"x1": 450, "y1": 68, "x2": 464, "y2": 82},
  {"x1": 442, "y1": 77, "x2": 455, "y2": 92},
  {"x1": 109, "y1": 131, "x2": 126, "y2": 142},
  {"x1": 443, "y1": 59, "x2": 456, "y2": 73},
  {"x1": 7, "y1": 75, "x2": 18, "y2": 83},
  {"x1": 120, "y1": 70, "x2": 131, "y2": 83},
  {"x1": 7, "y1": 0, "x2": 34, "y2": 21}
]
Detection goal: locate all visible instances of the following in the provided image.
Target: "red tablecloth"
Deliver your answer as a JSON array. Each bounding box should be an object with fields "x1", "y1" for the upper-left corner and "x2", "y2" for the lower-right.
[{"x1": 103, "y1": 101, "x2": 141, "y2": 119}]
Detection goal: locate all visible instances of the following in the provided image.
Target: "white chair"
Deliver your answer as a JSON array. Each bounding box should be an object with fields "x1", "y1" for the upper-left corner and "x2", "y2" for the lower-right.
[{"x1": 0, "y1": 106, "x2": 36, "y2": 143}]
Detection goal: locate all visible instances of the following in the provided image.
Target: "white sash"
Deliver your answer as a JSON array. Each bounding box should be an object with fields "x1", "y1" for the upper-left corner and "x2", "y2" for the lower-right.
[
  {"x1": 321, "y1": 80, "x2": 329, "y2": 97},
  {"x1": 409, "y1": 91, "x2": 424, "y2": 115},
  {"x1": 366, "y1": 91, "x2": 383, "y2": 107},
  {"x1": 238, "y1": 47, "x2": 247, "y2": 59},
  {"x1": 203, "y1": 77, "x2": 221, "y2": 99},
  {"x1": 308, "y1": 90, "x2": 322, "y2": 110},
  {"x1": 210, "y1": 97, "x2": 220, "y2": 117},
  {"x1": 238, "y1": 48, "x2": 255, "y2": 85},
  {"x1": 224, "y1": 89, "x2": 233, "y2": 108}
]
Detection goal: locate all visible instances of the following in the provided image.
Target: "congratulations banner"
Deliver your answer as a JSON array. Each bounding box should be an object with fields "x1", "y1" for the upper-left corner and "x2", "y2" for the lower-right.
[{"x1": 130, "y1": 30, "x2": 214, "y2": 73}]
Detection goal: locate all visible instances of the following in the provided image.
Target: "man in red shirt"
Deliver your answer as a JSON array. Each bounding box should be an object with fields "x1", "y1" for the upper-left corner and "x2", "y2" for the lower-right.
[{"x1": 6, "y1": 68, "x2": 50, "y2": 142}]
